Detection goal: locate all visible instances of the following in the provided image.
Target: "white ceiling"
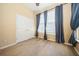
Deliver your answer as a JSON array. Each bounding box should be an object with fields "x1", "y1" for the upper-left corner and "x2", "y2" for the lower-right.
[{"x1": 24, "y1": 3, "x2": 61, "y2": 14}]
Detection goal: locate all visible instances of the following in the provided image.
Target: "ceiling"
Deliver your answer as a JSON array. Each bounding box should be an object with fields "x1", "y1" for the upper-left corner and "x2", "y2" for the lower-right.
[{"x1": 24, "y1": 3, "x2": 61, "y2": 14}]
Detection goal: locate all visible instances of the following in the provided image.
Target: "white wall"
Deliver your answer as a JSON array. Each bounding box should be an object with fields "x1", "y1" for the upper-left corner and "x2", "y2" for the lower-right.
[{"x1": 16, "y1": 14, "x2": 35, "y2": 43}]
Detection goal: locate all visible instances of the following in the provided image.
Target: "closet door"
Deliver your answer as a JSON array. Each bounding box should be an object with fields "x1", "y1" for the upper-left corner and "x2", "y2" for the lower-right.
[{"x1": 16, "y1": 14, "x2": 34, "y2": 43}]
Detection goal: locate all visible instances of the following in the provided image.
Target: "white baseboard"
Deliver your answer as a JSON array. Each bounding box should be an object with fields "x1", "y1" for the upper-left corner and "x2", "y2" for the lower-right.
[
  {"x1": 64, "y1": 43, "x2": 79, "y2": 55},
  {"x1": 64, "y1": 43, "x2": 72, "y2": 46},
  {"x1": 74, "y1": 47, "x2": 79, "y2": 55},
  {"x1": 0, "y1": 37, "x2": 35, "y2": 50},
  {"x1": 0, "y1": 43, "x2": 17, "y2": 50}
]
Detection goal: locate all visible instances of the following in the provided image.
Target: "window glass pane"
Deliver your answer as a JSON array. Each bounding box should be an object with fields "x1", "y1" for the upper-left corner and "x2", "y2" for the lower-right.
[
  {"x1": 38, "y1": 13, "x2": 44, "y2": 33},
  {"x1": 46, "y1": 9, "x2": 55, "y2": 35},
  {"x1": 47, "y1": 9, "x2": 55, "y2": 22},
  {"x1": 38, "y1": 9, "x2": 55, "y2": 35}
]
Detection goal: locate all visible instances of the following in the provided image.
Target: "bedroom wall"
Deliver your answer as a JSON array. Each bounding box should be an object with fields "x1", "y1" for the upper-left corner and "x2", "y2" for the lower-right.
[
  {"x1": 0, "y1": 4, "x2": 35, "y2": 48},
  {"x1": 63, "y1": 4, "x2": 72, "y2": 43},
  {"x1": 0, "y1": 4, "x2": 16, "y2": 48},
  {"x1": 16, "y1": 4, "x2": 35, "y2": 43},
  {"x1": 16, "y1": 4, "x2": 35, "y2": 19}
]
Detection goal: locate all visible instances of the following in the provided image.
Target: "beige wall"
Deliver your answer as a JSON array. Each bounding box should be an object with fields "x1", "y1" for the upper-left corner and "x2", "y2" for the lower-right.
[
  {"x1": 63, "y1": 4, "x2": 72, "y2": 43},
  {"x1": 16, "y1": 4, "x2": 36, "y2": 33},
  {"x1": 0, "y1": 4, "x2": 35, "y2": 48},
  {"x1": 16, "y1": 4, "x2": 35, "y2": 19},
  {"x1": 0, "y1": 4, "x2": 16, "y2": 47}
]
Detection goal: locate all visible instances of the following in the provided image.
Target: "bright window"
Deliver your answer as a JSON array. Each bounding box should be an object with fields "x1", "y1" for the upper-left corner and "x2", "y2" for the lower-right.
[
  {"x1": 46, "y1": 9, "x2": 55, "y2": 35},
  {"x1": 75, "y1": 27, "x2": 79, "y2": 42},
  {"x1": 38, "y1": 13, "x2": 44, "y2": 33},
  {"x1": 38, "y1": 9, "x2": 55, "y2": 35}
]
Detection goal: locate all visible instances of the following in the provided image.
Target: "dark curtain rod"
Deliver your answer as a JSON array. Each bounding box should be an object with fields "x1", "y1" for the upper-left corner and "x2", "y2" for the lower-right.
[{"x1": 37, "y1": 3, "x2": 68, "y2": 14}]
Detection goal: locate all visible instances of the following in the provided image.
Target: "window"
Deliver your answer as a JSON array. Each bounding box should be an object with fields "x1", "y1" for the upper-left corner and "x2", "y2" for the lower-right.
[
  {"x1": 38, "y1": 13, "x2": 44, "y2": 33},
  {"x1": 38, "y1": 9, "x2": 55, "y2": 35},
  {"x1": 75, "y1": 27, "x2": 79, "y2": 42},
  {"x1": 46, "y1": 9, "x2": 55, "y2": 35}
]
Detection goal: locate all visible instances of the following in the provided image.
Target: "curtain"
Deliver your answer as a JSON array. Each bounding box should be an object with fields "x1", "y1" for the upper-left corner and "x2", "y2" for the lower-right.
[
  {"x1": 38, "y1": 13, "x2": 44, "y2": 34},
  {"x1": 44, "y1": 11, "x2": 47, "y2": 40},
  {"x1": 70, "y1": 3, "x2": 79, "y2": 30},
  {"x1": 35, "y1": 14, "x2": 40, "y2": 38},
  {"x1": 55, "y1": 5, "x2": 64, "y2": 43},
  {"x1": 69, "y1": 3, "x2": 79, "y2": 46}
]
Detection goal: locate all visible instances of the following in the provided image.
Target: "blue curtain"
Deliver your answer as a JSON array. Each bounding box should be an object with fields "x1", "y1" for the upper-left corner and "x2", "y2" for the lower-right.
[
  {"x1": 70, "y1": 3, "x2": 79, "y2": 30},
  {"x1": 44, "y1": 11, "x2": 47, "y2": 40},
  {"x1": 69, "y1": 3, "x2": 79, "y2": 46},
  {"x1": 35, "y1": 14, "x2": 40, "y2": 37},
  {"x1": 55, "y1": 5, "x2": 64, "y2": 43}
]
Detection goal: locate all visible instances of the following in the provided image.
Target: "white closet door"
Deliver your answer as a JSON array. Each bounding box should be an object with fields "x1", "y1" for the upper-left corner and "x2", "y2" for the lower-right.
[{"x1": 16, "y1": 14, "x2": 34, "y2": 43}]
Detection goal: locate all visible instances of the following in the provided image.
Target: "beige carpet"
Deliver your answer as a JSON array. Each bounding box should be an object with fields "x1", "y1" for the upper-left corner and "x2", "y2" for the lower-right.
[{"x1": 0, "y1": 38, "x2": 78, "y2": 56}]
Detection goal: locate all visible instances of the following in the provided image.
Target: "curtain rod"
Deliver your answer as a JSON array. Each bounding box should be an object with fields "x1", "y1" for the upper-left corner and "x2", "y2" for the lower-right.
[{"x1": 37, "y1": 3, "x2": 68, "y2": 14}]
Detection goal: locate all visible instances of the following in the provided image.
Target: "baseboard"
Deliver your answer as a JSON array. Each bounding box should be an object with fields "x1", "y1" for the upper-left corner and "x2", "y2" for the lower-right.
[
  {"x1": 74, "y1": 47, "x2": 79, "y2": 55},
  {"x1": 16, "y1": 37, "x2": 35, "y2": 43},
  {"x1": 64, "y1": 43, "x2": 79, "y2": 55},
  {"x1": 64, "y1": 43, "x2": 73, "y2": 46},
  {"x1": 38, "y1": 38, "x2": 72, "y2": 46},
  {"x1": 38, "y1": 37, "x2": 72, "y2": 46},
  {"x1": 0, "y1": 43, "x2": 17, "y2": 50},
  {"x1": 0, "y1": 37, "x2": 35, "y2": 50}
]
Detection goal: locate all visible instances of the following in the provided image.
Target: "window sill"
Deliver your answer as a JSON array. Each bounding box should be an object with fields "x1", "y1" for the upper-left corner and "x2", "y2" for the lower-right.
[{"x1": 76, "y1": 39, "x2": 79, "y2": 43}]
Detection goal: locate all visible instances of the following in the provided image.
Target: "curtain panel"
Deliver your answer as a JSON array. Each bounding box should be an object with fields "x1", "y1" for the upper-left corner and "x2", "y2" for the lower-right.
[
  {"x1": 44, "y1": 11, "x2": 48, "y2": 40},
  {"x1": 35, "y1": 14, "x2": 40, "y2": 38},
  {"x1": 55, "y1": 5, "x2": 64, "y2": 43},
  {"x1": 69, "y1": 3, "x2": 79, "y2": 46}
]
